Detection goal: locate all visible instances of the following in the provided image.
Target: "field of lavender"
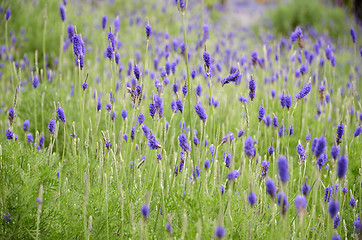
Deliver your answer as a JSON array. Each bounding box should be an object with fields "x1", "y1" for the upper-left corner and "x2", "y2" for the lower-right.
[{"x1": 1, "y1": 0, "x2": 362, "y2": 239}]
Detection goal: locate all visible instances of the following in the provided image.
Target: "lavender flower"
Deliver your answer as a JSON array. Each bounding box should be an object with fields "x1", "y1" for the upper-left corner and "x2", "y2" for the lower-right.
[
  {"x1": 334, "y1": 215, "x2": 341, "y2": 229},
  {"x1": 59, "y1": 5, "x2": 66, "y2": 22},
  {"x1": 302, "y1": 183, "x2": 310, "y2": 196},
  {"x1": 5, "y1": 129, "x2": 13, "y2": 140},
  {"x1": 32, "y1": 76, "x2": 39, "y2": 88},
  {"x1": 221, "y1": 70, "x2": 241, "y2": 86},
  {"x1": 57, "y1": 106, "x2": 66, "y2": 122},
  {"x1": 238, "y1": 129, "x2": 245, "y2": 138},
  {"x1": 5, "y1": 8, "x2": 11, "y2": 21},
  {"x1": 23, "y1": 120, "x2": 29, "y2": 132},
  {"x1": 27, "y1": 133, "x2": 33, "y2": 143},
  {"x1": 101, "y1": 15, "x2": 107, "y2": 29},
  {"x1": 178, "y1": 132, "x2": 191, "y2": 153},
  {"x1": 261, "y1": 160, "x2": 269, "y2": 178},
  {"x1": 214, "y1": 226, "x2": 225, "y2": 239},
  {"x1": 277, "y1": 192, "x2": 289, "y2": 215},
  {"x1": 350, "y1": 197, "x2": 356, "y2": 208},
  {"x1": 203, "y1": 50, "x2": 211, "y2": 69},
  {"x1": 249, "y1": 76, "x2": 256, "y2": 101},
  {"x1": 137, "y1": 113, "x2": 145, "y2": 125},
  {"x1": 278, "y1": 156, "x2": 289, "y2": 183},
  {"x1": 337, "y1": 155, "x2": 348, "y2": 179},
  {"x1": 48, "y1": 119, "x2": 56, "y2": 134},
  {"x1": 296, "y1": 83, "x2": 312, "y2": 100},
  {"x1": 354, "y1": 126, "x2": 361, "y2": 137},
  {"x1": 314, "y1": 136, "x2": 326, "y2": 157},
  {"x1": 266, "y1": 178, "x2": 276, "y2": 198},
  {"x1": 244, "y1": 136, "x2": 255, "y2": 158},
  {"x1": 258, "y1": 104, "x2": 265, "y2": 122},
  {"x1": 38, "y1": 135, "x2": 45, "y2": 150},
  {"x1": 141, "y1": 204, "x2": 150, "y2": 219},
  {"x1": 328, "y1": 200, "x2": 339, "y2": 219},
  {"x1": 194, "y1": 102, "x2": 207, "y2": 123},
  {"x1": 121, "y1": 109, "x2": 127, "y2": 119},
  {"x1": 149, "y1": 102, "x2": 156, "y2": 118},
  {"x1": 176, "y1": 98, "x2": 183, "y2": 113},
  {"x1": 297, "y1": 143, "x2": 305, "y2": 161},
  {"x1": 204, "y1": 159, "x2": 210, "y2": 169},
  {"x1": 350, "y1": 28, "x2": 357, "y2": 43},
  {"x1": 145, "y1": 24, "x2": 152, "y2": 39},
  {"x1": 335, "y1": 122, "x2": 344, "y2": 144},
  {"x1": 148, "y1": 133, "x2": 161, "y2": 150},
  {"x1": 295, "y1": 195, "x2": 307, "y2": 215},
  {"x1": 248, "y1": 192, "x2": 257, "y2": 206}
]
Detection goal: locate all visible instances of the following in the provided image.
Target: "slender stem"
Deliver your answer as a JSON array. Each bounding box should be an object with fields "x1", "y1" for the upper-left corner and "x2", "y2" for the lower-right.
[
  {"x1": 43, "y1": 6, "x2": 47, "y2": 74},
  {"x1": 208, "y1": 73, "x2": 215, "y2": 142}
]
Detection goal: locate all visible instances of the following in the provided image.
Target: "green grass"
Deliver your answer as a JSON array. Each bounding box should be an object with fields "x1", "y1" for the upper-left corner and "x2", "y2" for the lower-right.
[{"x1": 1, "y1": 0, "x2": 362, "y2": 239}]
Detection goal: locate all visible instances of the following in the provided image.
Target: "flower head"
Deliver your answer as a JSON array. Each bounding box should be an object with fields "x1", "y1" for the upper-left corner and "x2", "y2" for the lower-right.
[{"x1": 278, "y1": 155, "x2": 289, "y2": 183}]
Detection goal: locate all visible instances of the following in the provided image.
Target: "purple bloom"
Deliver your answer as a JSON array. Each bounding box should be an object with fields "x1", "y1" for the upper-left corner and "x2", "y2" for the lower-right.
[
  {"x1": 32, "y1": 76, "x2": 39, "y2": 88},
  {"x1": 261, "y1": 160, "x2": 269, "y2": 177},
  {"x1": 27, "y1": 133, "x2": 33, "y2": 143},
  {"x1": 244, "y1": 136, "x2": 255, "y2": 158},
  {"x1": 149, "y1": 102, "x2": 156, "y2": 118},
  {"x1": 248, "y1": 77, "x2": 256, "y2": 101},
  {"x1": 336, "y1": 122, "x2": 344, "y2": 144},
  {"x1": 297, "y1": 143, "x2": 305, "y2": 161},
  {"x1": 176, "y1": 98, "x2": 183, "y2": 113},
  {"x1": 266, "y1": 178, "x2": 276, "y2": 198},
  {"x1": 178, "y1": 132, "x2": 191, "y2": 153},
  {"x1": 6, "y1": 129, "x2": 13, "y2": 140},
  {"x1": 59, "y1": 5, "x2": 66, "y2": 22},
  {"x1": 350, "y1": 28, "x2": 357, "y2": 43},
  {"x1": 193, "y1": 135, "x2": 199, "y2": 146},
  {"x1": 57, "y1": 106, "x2": 66, "y2": 122},
  {"x1": 105, "y1": 140, "x2": 111, "y2": 150},
  {"x1": 5, "y1": 8, "x2": 11, "y2": 21},
  {"x1": 121, "y1": 109, "x2": 127, "y2": 119},
  {"x1": 258, "y1": 105, "x2": 265, "y2": 122},
  {"x1": 48, "y1": 119, "x2": 56, "y2": 134},
  {"x1": 147, "y1": 133, "x2": 161, "y2": 150},
  {"x1": 314, "y1": 136, "x2": 326, "y2": 157},
  {"x1": 350, "y1": 197, "x2": 356, "y2": 208},
  {"x1": 354, "y1": 126, "x2": 361, "y2": 137},
  {"x1": 194, "y1": 102, "x2": 207, "y2": 123},
  {"x1": 133, "y1": 64, "x2": 140, "y2": 80},
  {"x1": 214, "y1": 226, "x2": 226, "y2": 239},
  {"x1": 278, "y1": 156, "x2": 289, "y2": 183},
  {"x1": 137, "y1": 113, "x2": 145, "y2": 125},
  {"x1": 337, "y1": 155, "x2": 348, "y2": 179},
  {"x1": 203, "y1": 50, "x2": 211, "y2": 69},
  {"x1": 272, "y1": 116, "x2": 279, "y2": 128},
  {"x1": 302, "y1": 183, "x2": 310, "y2": 196},
  {"x1": 296, "y1": 83, "x2": 312, "y2": 100},
  {"x1": 145, "y1": 24, "x2": 152, "y2": 39},
  {"x1": 23, "y1": 120, "x2": 30, "y2": 132},
  {"x1": 182, "y1": 84, "x2": 188, "y2": 96},
  {"x1": 196, "y1": 84, "x2": 202, "y2": 97},
  {"x1": 277, "y1": 192, "x2": 289, "y2": 215},
  {"x1": 38, "y1": 135, "x2": 45, "y2": 150},
  {"x1": 141, "y1": 204, "x2": 150, "y2": 219},
  {"x1": 204, "y1": 159, "x2": 210, "y2": 169},
  {"x1": 295, "y1": 195, "x2": 307, "y2": 214},
  {"x1": 67, "y1": 24, "x2": 74, "y2": 42},
  {"x1": 101, "y1": 15, "x2": 107, "y2": 29},
  {"x1": 328, "y1": 200, "x2": 339, "y2": 219},
  {"x1": 237, "y1": 129, "x2": 244, "y2": 138},
  {"x1": 221, "y1": 70, "x2": 241, "y2": 86},
  {"x1": 334, "y1": 215, "x2": 341, "y2": 229},
  {"x1": 123, "y1": 134, "x2": 128, "y2": 142},
  {"x1": 106, "y1": 46, "x2": 113, "y2": 60},
  {"x1": 248, "y1": 192, "x2": 257, "y2": 206}
]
